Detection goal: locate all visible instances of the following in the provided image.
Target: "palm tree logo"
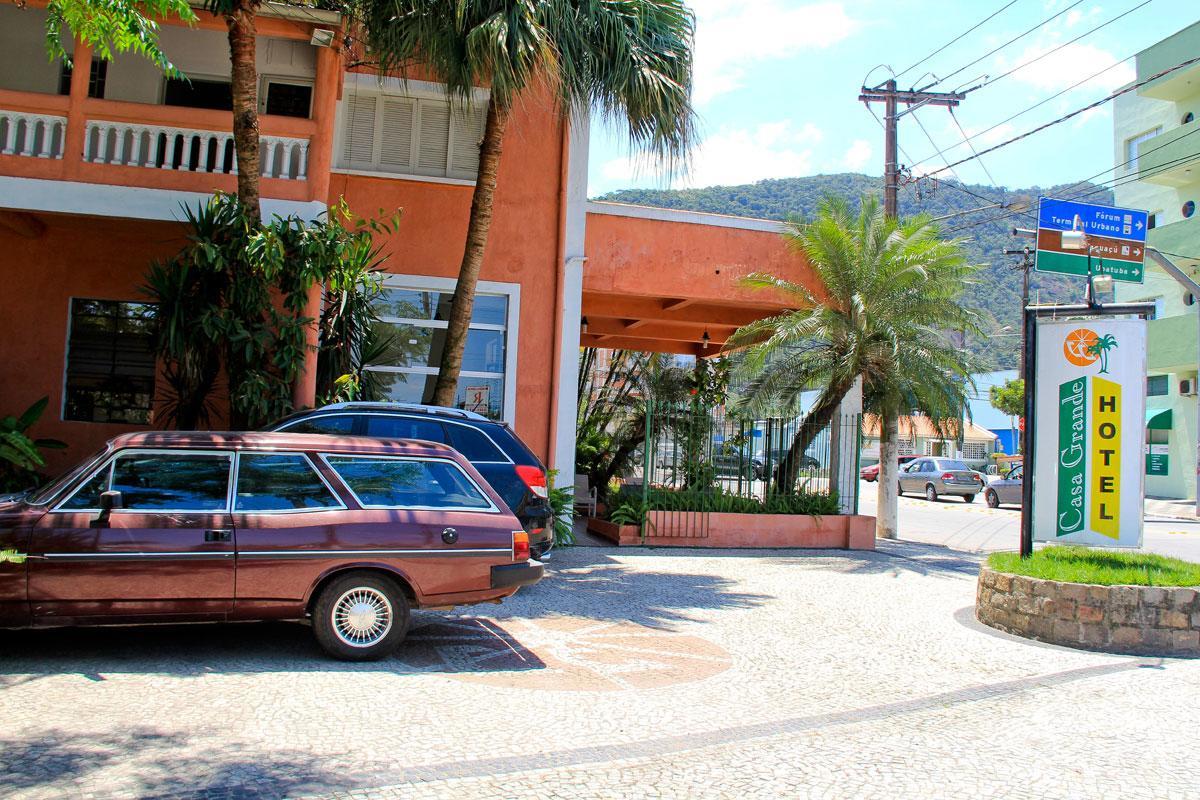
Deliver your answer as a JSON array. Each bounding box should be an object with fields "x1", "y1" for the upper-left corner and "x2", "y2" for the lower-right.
[{"x1": 1085, "y1": 334, "x2": 1118, "y2": 374}]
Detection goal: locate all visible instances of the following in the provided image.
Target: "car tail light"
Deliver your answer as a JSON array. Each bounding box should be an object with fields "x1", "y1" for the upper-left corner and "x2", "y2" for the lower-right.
[
  {"x1": 941, "y1": 472, "x2": 955, "y2": 480},
  {"x1": 515, "y1": 465, "x2": 549, "y2": 499},
  {"x1": 512, "y1": 531, "x2": 530, "y2": 561}
]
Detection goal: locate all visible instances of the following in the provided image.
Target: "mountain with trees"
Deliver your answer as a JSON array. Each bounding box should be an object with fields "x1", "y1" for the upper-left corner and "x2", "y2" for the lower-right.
[{"x1": 598, "y1": 173, "x2": 1115, "y2": 368}]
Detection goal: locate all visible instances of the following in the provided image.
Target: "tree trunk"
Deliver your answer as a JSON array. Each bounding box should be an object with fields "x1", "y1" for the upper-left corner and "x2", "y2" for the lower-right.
[
  {"x1": 225, "y1": 0, "x2": 261, "y2": 219},
  {"x1": 774, "y1": 380, "x2": 854, "y2": 494},
  {"x1": 431, "y1": 99, "x2": 509, "y2": 407},
  {"x1": 876, "y1": 404, "x2": 899, "y2": 539}
]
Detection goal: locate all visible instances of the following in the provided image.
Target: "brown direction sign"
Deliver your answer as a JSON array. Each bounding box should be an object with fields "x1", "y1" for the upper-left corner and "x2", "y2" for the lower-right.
[{"x1": 1036, "y1": 229, "x2": 1146, "y2": 263}]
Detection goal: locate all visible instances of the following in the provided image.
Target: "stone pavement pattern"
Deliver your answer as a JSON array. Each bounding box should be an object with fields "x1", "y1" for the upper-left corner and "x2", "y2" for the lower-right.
[{"x1": 1, "y1": 542, "x2": 1197, "y2": 799}]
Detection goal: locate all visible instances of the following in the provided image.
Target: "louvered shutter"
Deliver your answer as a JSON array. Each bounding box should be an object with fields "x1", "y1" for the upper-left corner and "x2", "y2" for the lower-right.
[
  {"x1": 342, "y1": 94, "x2": 378, "y2": 165},
  {"x1": 378, "y1": 98, "x2": 415, "y2": 169},
  {"x1": 448, "y1": 105, "x2": 486, "y2": 179},
  {"x1": 416, "y1": 101, "x2": 450, "y2": 174}
]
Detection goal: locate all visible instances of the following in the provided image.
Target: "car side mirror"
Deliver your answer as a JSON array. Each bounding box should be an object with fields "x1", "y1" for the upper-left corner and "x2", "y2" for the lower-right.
[{"x1": 91, "y1": 490, "x2": 123, "y2": 529}]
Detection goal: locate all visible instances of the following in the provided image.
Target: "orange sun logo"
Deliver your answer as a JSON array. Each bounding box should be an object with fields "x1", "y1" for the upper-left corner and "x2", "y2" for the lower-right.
[{"x1": 1064, "y1": 328, "x2": 1100, "y2": 367}]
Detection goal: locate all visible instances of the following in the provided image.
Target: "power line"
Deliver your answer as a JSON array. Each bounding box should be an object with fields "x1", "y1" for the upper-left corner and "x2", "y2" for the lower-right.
[
  {"x1": 891, "y1": 0, "x2": 1022, "y2": 84},
  {"x1": 971, "y1": 0, "x2": 1152, "y2": 93},
  {"x1": 920, "y1": 0, "x2": 1085, "y2": 91},
  {"x1": 909, "y1": 51, "x2": 1137, "y2": 171},
  {"x1": 948, "y1": 107, "x2": 1000, "y2": 187},
  {"x1": 924, "y1": 54, "x2": 1200, "y2": 179}
]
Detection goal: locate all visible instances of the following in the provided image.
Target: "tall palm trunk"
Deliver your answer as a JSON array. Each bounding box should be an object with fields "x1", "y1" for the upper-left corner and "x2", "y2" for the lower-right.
[
  {"x1": 225, "y1": 0, "x2": 260, "y2": 219},
  {"x1": 774, "y1": 379, "x2": 854, "y2": 493},
  {"x1": 876, "y1": 404, "x2": 900, "y2": 539},
  {"x1": 432, "y1": 100, "x2": 509, "y2": 407}
]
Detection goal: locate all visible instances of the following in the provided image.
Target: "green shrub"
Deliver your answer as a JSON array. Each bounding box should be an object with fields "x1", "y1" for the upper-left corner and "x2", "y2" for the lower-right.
[{"x1": 605, "y1": 485, "x2": 839, "y2": 518}]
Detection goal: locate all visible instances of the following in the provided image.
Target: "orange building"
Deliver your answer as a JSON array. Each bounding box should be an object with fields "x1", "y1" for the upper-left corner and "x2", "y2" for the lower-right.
[{"x1": 0, "y1": 4, "x2": 821, "y2": 479}]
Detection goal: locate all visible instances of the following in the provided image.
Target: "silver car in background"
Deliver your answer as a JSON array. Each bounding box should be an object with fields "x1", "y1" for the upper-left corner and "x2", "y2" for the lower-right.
[
  {"x1": 898, "y1": 457, "x2": 985, "y2": 503},
  {"x1": 984, "y1": 464, "x2": 1023, "y2": 508}
]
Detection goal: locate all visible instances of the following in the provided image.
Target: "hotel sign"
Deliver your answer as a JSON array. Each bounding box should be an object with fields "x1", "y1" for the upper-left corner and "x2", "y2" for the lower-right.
[{"x1": 1032, "y1": 319, "x2": 1147, "y2": 548}]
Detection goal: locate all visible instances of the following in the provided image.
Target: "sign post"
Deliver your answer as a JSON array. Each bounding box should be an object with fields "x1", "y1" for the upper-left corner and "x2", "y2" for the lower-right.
[{"x1": 1035, "y1": 197, "x2": 1148, "y2": 284}]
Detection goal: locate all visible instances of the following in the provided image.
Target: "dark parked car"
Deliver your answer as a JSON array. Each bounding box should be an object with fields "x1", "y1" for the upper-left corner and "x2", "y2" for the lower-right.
[
  {"x1": 0, "y1": 432, "x2": 542, "y2": 660},
  {"x1": 268, "y1": 402, "x2": 554, "y2": 558}
]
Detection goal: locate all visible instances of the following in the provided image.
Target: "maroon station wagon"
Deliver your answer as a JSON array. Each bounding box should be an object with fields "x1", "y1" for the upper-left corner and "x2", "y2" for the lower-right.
[{"x1": 0, "y1": 432, "x2": 543, "y2": 660}]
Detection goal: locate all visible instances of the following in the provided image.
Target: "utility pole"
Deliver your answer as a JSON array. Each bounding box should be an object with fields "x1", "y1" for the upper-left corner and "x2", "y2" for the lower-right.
[
  {"x1": 858, "y1": 79, "x2": 967, "y2": 219},
  {"x1": 1005, "y1": 245, "x2": 1033, "y2": 455}
]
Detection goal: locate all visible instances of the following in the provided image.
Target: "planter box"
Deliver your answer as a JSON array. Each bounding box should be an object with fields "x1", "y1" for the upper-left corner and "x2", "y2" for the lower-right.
[
  {"x1": 587, "y1": 513, "x2": 875, "y2": 550},
  {"x1": 976, "y1": 566, "x2": 1200, "y2": 656}
]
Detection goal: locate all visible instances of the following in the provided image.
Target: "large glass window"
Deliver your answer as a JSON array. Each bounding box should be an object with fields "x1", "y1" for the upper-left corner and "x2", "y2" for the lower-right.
[
  {"x1": 1125, "y1": 127, "x2": 1162, "y2": 171},
  {"x1": 364, "y1": 416, "x2": 446, "y2": 442},
  {"x1": 64, "y1": 299, "x2": 157, "y2": 424},
  {"x1": 61, "y1": 452, "x2": 231, "y2": 511},
  {"x1": 235, "y1": 454, "x2": 341, "y2": 512},
  {"x1": 325, "y1": 456, "x2": 492, "y2": 510},
  {"x1": 365, "y1": 284, "x2": 511, "y2": 420},
  {"x1": 281, "y1": 414, "x2": 356, "y2": 435}
]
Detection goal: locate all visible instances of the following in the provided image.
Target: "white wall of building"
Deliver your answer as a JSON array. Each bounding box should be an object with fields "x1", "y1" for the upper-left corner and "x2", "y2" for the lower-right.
[{"x1": 0, "y1": 7, "x2": 63, "y2": 95}]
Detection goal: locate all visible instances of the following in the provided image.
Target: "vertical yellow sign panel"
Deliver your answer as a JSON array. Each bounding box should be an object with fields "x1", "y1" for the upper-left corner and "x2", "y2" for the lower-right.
[{"x1": 1090, "y1": 377, "x2": 1121, "y2": 539}]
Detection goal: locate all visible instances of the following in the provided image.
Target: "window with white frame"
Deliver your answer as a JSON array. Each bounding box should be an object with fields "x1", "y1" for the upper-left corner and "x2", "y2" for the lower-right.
[
  {"x1": 962, "y1": 441, "x2": 988, "y2": 460},
  {"x1": 1125, "y1": 127, "x2": 1162, "y2": 172},
  {"x1": 337, "y1": 83, "x2": 487, "y2": 181},
  {"x1": 364, "y1": 278, "x2": 517, "y2": 421}
]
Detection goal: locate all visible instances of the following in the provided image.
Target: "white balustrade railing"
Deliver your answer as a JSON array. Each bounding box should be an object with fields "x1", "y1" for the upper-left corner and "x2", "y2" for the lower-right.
[
  {"x1": 0, "y1": 110, "x2": 66, "y2": 159},
  {"x1": 83, "y1": 120, "x2": 309, "y2": 180}
]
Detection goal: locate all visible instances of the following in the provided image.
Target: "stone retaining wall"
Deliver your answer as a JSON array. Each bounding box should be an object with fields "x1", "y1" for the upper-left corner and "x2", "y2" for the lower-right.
[{"x1": 976, "y1": 566, "x2": 1200, "y2": 656}]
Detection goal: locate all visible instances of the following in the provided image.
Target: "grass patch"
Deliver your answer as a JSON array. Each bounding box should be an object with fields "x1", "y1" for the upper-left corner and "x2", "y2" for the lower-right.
[{"x1": 988, "y1": 546, "x2": 1200, "y2": 587}]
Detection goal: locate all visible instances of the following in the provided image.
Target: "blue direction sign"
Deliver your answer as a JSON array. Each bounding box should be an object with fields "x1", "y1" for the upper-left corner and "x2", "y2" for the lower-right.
[{"x1": 1035, "y1": 197, "x2": 1149, "y2": 283}]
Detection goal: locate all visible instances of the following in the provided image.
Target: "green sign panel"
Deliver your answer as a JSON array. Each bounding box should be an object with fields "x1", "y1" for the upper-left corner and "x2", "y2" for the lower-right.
[
  {"x1": 1057, "y1": 379, "x2": 1087, "y2": 537},
  {"x1": 1146, "y1": 445, "x2": 1169, "y2": 476},
  {"x1": 1035, "y1": 197, "x2": 1148, "y2": 284}
]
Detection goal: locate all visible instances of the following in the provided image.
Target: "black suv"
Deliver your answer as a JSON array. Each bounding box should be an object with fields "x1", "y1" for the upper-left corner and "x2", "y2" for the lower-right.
[{"x1": 268, "y1": 402, "x2": 555, "y2": 557}]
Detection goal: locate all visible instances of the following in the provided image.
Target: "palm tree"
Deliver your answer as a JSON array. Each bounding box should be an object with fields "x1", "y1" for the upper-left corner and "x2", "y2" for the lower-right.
[
  {"x1": 361, "y1": 0, "x2": 696, "y2": 408},
  {"x1": 1087, "y1": 334, "x2": 1118, "y2": 374},
  {"x1": 203, "y1": 0, "x2": 263, "y2": 218},
  {"x1": 728, "y1": 195, "x2": 980, "y2": 538}
]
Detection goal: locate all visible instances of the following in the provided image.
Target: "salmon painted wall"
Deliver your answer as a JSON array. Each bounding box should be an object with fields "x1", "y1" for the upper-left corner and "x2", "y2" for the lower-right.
[
  {"x1": 0, "y1": 213, "x2": 189, "y2": 476},
  {"x1": 583, "y1": 213, "x2": 816, "y2": 305},
  {"x1": 328, "y1": 94, "x2": 567, "y2": 463}
]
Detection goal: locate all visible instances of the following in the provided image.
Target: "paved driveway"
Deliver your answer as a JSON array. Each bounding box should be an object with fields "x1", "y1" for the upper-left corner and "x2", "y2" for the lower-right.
[
  {"x1": 1, "y1": 543, "x2": 1197, "y2": 799},
  {"x1": 857, "y1": 479, "x2": 1200, "y2": 562}
]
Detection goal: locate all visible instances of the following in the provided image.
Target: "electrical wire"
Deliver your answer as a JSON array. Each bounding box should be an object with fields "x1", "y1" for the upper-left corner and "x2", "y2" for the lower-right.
[
  {"x1": 971, "y1": 0, "x2": 1152, "y2": 93},
  {"x1": 919, "y1": 0, "x2": 1085, "y2": 91},
  {"x1": 947, "y1": 108, "x2": 1000, "y2": 187},
  {"x1": 908, "y1": 51, "x2": 1137, "y2": 171},
  {"x1": 891, "y1": 0, "x2": 1022, "y2": 85},
  {"x1": 923, "y1": 54, "x2": 1200, "y2": 179}
]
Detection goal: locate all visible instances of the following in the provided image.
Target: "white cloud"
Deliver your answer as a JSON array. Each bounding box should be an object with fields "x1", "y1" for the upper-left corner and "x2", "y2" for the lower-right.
[
  {"x1": 993, "y1": 42, "x2": 1135, "y2": 94},
  {"x1": 843, "y1": 139, "x2": 873, "y2": 171},
  {"x1": 689, "y1": 2, "x2": 859, "y2": 104},
  {"x1": 600, "y1": 121, "x2": 826, "y2": 188}
]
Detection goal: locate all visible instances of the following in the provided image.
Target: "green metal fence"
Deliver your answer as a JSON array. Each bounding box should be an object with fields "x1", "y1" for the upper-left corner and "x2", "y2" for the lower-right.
[{"x1": 632, "y1": 400, "x2": 862, "y2": 540}]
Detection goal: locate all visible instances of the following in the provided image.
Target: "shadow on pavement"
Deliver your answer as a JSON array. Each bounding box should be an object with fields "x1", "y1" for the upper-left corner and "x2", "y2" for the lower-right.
[{"x1": 0, "y1": 727, "x2": 342, "y2": 799}]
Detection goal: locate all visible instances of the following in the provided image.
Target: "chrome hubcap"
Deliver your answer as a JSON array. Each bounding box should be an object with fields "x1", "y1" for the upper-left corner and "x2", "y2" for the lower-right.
[{"x1": 332, "y1": 587, "x2": 393, "y2": 648}]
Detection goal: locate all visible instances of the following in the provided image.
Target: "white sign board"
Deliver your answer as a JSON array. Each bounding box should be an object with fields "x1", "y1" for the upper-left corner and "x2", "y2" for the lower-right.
[
  {"x1": 1032, "y1": 318, "x2": 1147, "y2": 548},
  {"x1": 463, "y1": 385, "x2": 491, "y2": 415}
]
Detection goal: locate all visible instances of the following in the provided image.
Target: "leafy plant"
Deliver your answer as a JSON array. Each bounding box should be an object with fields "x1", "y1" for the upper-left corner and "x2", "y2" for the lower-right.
[
  {"x1": 145, "y1": 193, "x2": 399, "y2": 429},
  {"x1": 608, "y1": 501, "x2": 645, "y2": 527},
  {"x1": 0, "y1": 398, "x2": 66, "y2": 493},
  {"x1": 988, "y1": 378, "x2": 1025, "y2": 418},
  {"x1": 546, "y1": 469, "x2": 576, "y2": 548}
]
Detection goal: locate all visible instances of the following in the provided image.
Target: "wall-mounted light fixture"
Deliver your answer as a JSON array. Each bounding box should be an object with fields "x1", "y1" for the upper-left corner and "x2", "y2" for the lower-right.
[{"x1": 310, "y1": 29, "x2": 336, "y2": 47}]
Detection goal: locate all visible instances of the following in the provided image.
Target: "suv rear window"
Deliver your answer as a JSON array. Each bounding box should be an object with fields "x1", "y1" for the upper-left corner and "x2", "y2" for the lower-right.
[
  {"x1": 324, "y1": 455, "x2": 493, "y2": 510},
  {"x1": 364, "y1": 415, "x2": 446, "y2": 443},
  {"x1": 939, "y1": 460, "x2": 970, "y2": 471},
  {"x1": 446, "y1": 424, "x2": 507, "y2": 462},
  {"x1": 283, "y1": 414, "x2": 355, "y2": 435}
]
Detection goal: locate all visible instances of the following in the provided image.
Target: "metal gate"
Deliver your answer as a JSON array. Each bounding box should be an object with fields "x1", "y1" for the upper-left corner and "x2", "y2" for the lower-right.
[{"x1": 636, "y1": 399, "x2": 861, "y2": 541}]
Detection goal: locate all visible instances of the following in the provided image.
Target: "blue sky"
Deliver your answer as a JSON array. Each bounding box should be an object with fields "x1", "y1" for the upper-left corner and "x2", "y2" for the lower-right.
[{"x1": 587, "y1": 0, "x2": 1200, "y2": 197}]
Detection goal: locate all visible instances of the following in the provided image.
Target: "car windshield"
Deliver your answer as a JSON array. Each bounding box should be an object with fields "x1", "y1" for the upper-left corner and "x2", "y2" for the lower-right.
[
  {"x1": 938, "y1": 460, "x2": 970, "y2": 471},
  {"x1": 25, "y1": 445, "x2": 111, "y2": 505}
]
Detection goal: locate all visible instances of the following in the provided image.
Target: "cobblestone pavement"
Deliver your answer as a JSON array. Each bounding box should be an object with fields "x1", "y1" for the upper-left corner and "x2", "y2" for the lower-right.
[{"x1": 2, "y1": 542, "x2": 1197, "y2": 799}]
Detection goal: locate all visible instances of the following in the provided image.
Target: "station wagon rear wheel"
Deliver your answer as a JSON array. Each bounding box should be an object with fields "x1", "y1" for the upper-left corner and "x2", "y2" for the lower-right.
[{"x1": 313, "y1": 573, "x2": 409, "y2": 661}]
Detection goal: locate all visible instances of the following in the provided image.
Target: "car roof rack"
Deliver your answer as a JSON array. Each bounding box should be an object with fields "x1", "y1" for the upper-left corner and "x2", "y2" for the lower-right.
[{"x1": 317, "y1": 401, "x2": 490, "y2": 422}]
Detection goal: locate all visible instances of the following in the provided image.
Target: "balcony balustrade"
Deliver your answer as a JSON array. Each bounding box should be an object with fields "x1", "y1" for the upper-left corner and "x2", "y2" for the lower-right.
[
  {"x1": 0, "y1": 109, "x2": 66, "y2": 159},
  {"x1": 84, "y1": 120, "x2": 309, "y2": 180}
]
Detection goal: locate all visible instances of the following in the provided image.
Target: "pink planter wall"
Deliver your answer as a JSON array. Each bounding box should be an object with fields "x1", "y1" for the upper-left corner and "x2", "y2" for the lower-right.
[{"x1": 586, "y1": 514, "x2": 875, "y2": 550}]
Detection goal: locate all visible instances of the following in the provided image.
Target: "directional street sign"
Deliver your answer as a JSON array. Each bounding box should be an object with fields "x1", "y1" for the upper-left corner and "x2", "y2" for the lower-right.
[{"x1": 1035, "y1": 197, "x2": 1149, "y2": 283}]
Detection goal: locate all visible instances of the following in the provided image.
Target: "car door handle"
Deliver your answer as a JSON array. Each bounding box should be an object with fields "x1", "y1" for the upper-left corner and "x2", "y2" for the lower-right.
[{"x1": 205, "y1": 529, "x2": 232, "y2": 543}]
